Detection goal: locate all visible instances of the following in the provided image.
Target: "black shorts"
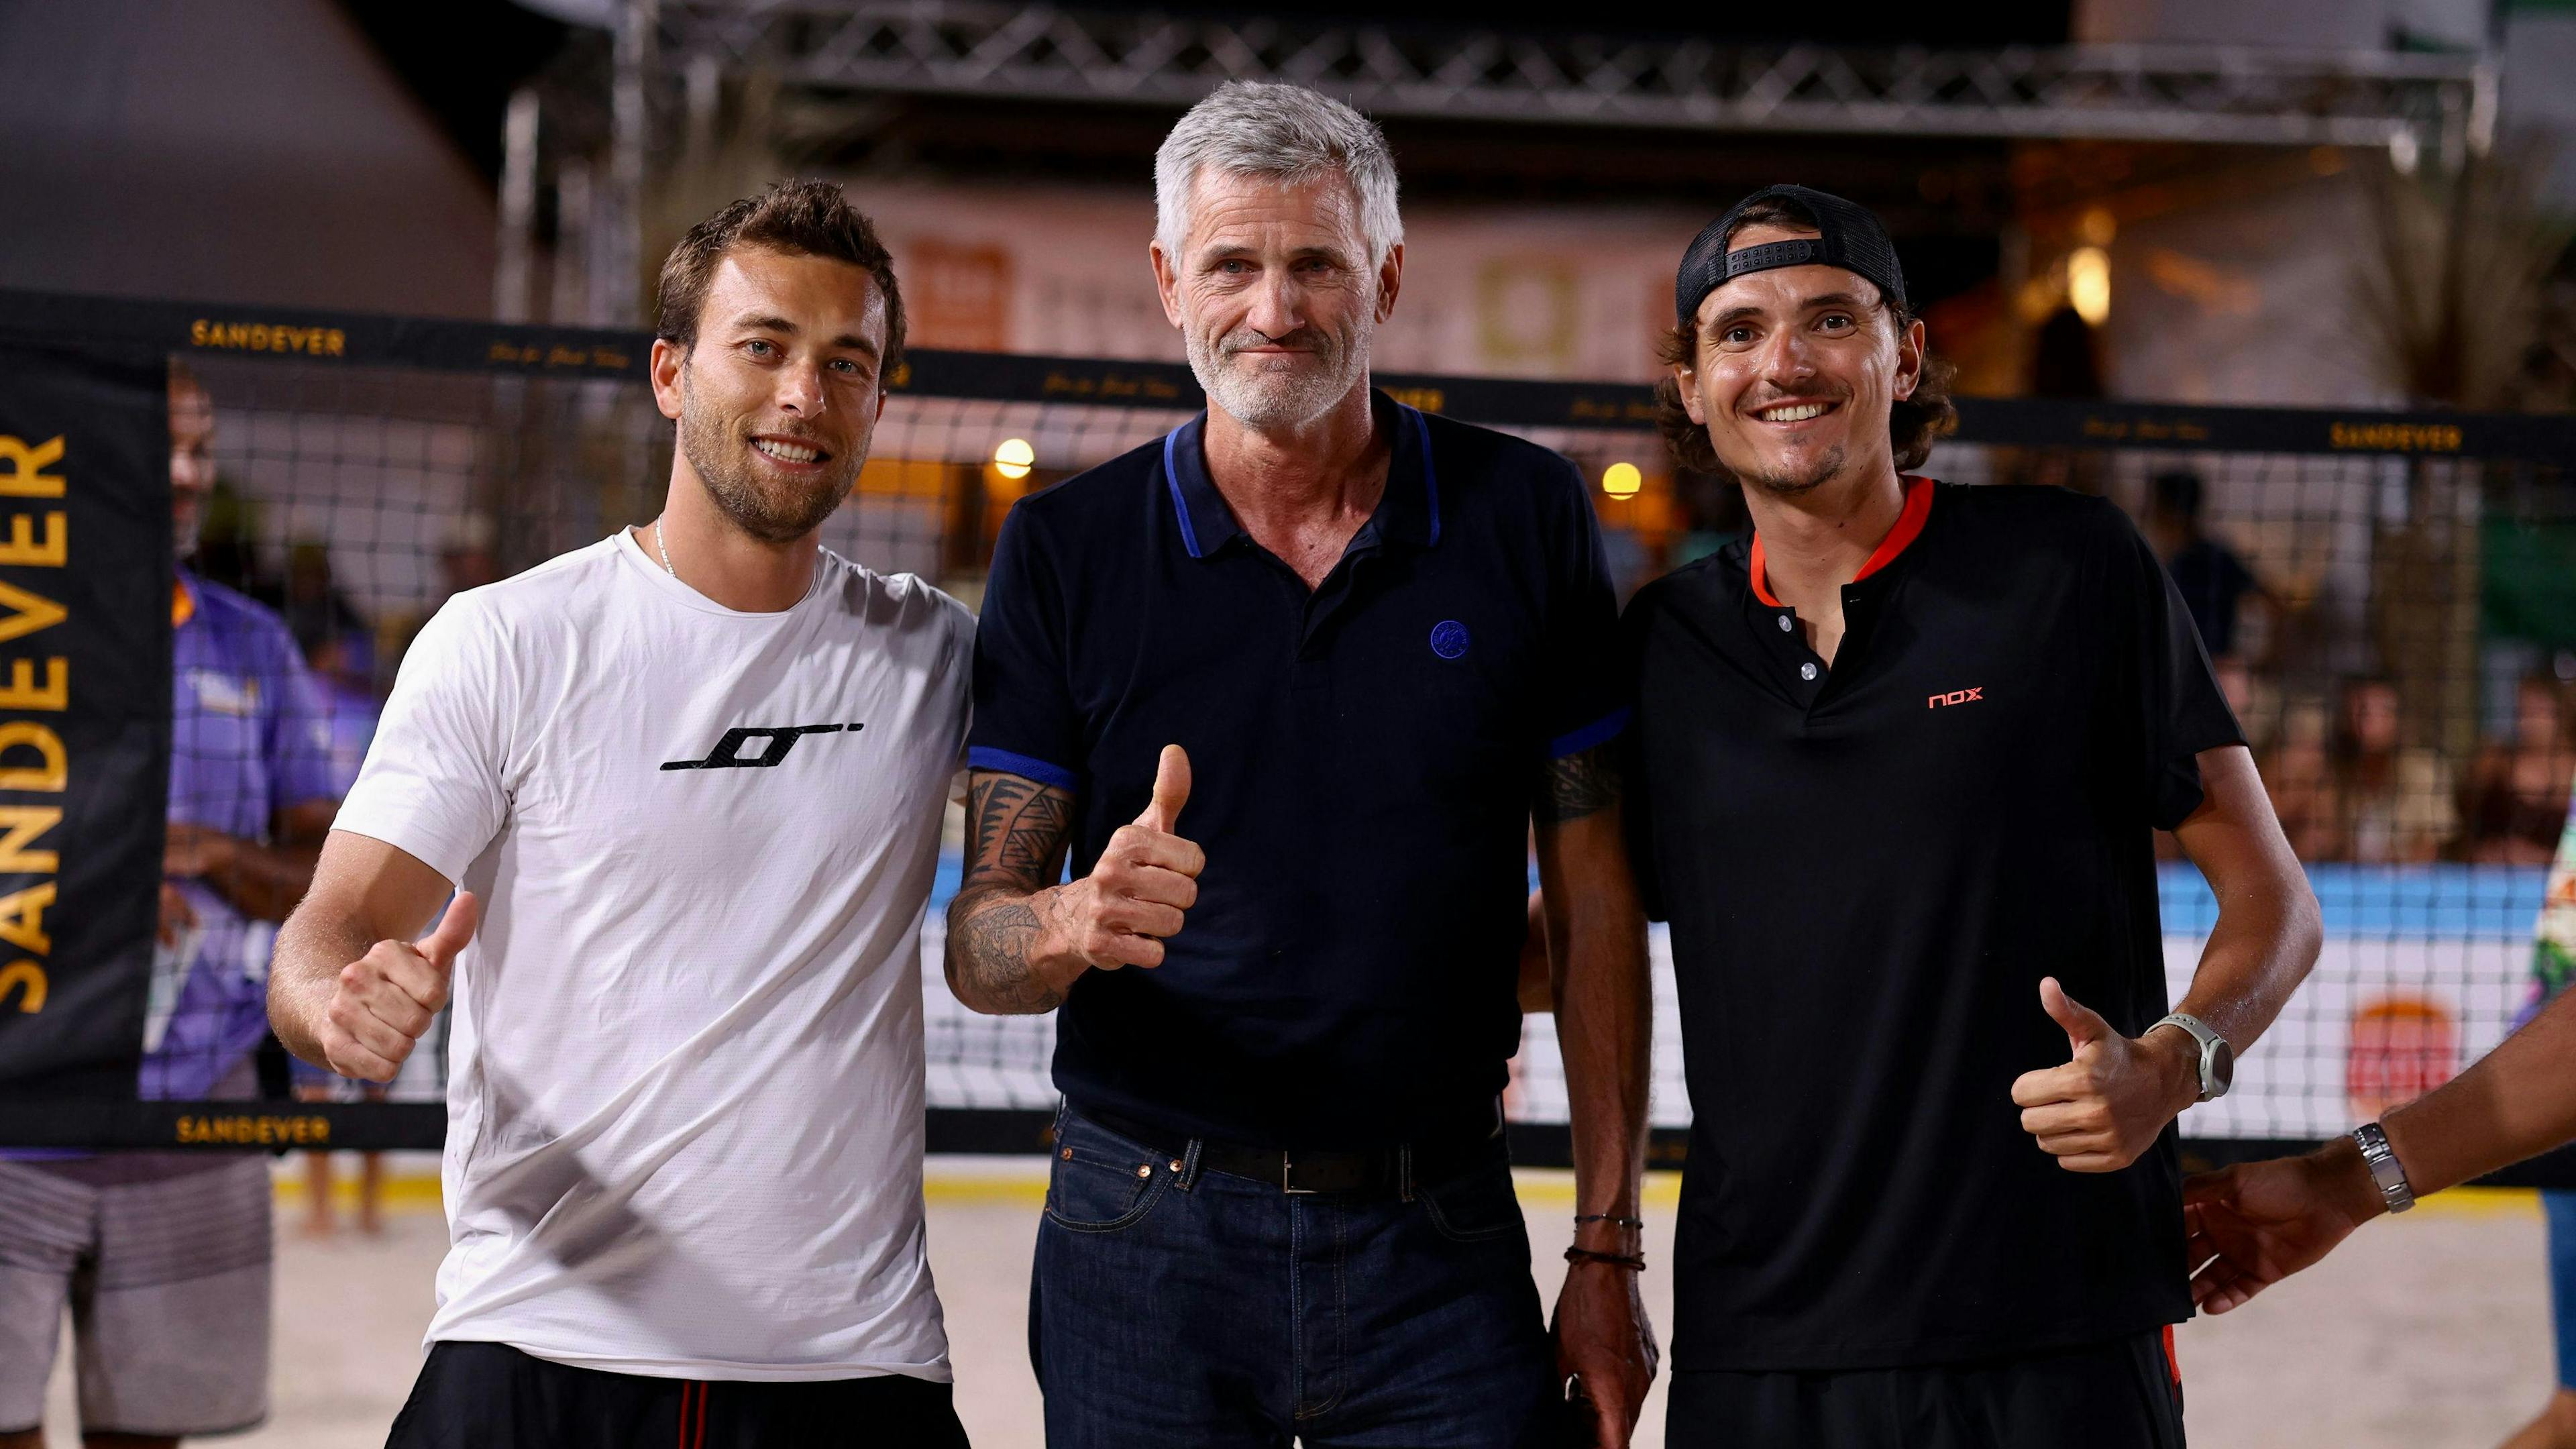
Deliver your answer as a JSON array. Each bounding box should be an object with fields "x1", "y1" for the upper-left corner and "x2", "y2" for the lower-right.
[
  {"x1": 1666, "y1": 1330, "x2": 2185, "y2": 1449},
  {"x1": 386, "y1": 1340, "x2": 972, "y2": 1449}
]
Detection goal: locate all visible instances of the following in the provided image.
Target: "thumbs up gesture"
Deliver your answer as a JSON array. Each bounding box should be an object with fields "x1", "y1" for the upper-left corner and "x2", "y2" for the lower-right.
[
  {"x1": 319, "y1": 892, "x2": 478, "y2": 1083},
  {"x1": 2010, "y1": 976, "x2": 2201, "y2": 1173},
  {"x1": 1046, "y1": 744, "x2": 1205, "y2": 973}
]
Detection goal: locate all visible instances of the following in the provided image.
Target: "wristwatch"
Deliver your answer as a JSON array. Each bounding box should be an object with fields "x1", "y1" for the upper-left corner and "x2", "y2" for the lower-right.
[
  {"x1": 2352, "y1": 1122, "x2": 2416, "y2": 1214},
  {"x1": 2148, "y1": 1012, "x2": 2234, "y2": 1102}
]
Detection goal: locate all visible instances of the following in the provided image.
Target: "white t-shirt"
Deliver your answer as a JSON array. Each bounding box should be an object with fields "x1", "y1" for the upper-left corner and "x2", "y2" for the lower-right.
[{"x1": 334, "y1": 531, "x2": 971, "y2": 1381}]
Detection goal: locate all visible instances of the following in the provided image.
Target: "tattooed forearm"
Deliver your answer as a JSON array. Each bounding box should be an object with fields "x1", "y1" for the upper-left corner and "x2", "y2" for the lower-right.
[
  {"x1": 946, "y1": 887, "x2": 1069, "y2": 1013},
  {"x1": 947, "y1": 771, "x2": 1079, "y2": 1015},
  {"x1": 1534, "y1": 741, "x2": 1623, "y2": 824}
]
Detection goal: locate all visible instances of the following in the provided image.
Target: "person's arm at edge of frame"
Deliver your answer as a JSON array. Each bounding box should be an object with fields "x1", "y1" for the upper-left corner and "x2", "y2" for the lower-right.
[
  {"x1": 2015, "y1": 744, "x2": 2323, "y2": 1171},
  {"x1": 268, "y1": 829, "x2": 464, "y2": 1080},
  {"x1": 1534, "y1": 740, "x2": 1659, "y2": 1446},
  {"x1": 2186, "y1": 979, "x2": 2576, "y2": 1313}
]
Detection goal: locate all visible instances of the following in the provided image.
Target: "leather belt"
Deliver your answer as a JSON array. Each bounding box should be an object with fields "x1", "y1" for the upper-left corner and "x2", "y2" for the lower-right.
[{"x1": 1078, "y1": 1103, "x2": 1505, "y2": 1197}]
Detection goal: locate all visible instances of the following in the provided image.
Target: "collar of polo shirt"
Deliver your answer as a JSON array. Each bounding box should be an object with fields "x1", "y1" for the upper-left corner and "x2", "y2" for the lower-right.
[
  {"x1": 1160, "y1": 389, "x2": 1442, "y2": 559},
  {"x1": 1746, "y1": 474, "x2": 1936, "y2": 609}
]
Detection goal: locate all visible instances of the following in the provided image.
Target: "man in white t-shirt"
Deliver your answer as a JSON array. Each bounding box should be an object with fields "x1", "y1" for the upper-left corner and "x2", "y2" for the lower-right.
[{"x1": 268, "y1": 179, "x2": 973, "y2": 1448}]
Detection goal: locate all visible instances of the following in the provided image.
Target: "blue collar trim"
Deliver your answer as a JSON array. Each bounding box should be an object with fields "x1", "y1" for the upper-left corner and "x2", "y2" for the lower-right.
[
  {"x1": 1159, "y1": 392, "x2": 1440, "y2": 561},
  {"x1": 1161, "y1": 426, "x2": 1206, "y2": 559}
]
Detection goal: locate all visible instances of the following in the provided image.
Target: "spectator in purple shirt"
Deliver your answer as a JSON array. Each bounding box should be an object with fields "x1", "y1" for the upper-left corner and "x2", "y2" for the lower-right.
[{"x1": 0, "y1": 360, "x2": 339, "y2": 1449}]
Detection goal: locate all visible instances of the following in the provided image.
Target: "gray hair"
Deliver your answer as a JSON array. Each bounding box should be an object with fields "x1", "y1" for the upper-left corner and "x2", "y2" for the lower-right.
[{"x1": 1154, "y1": 80, "x2": 1403, "y2": 266}]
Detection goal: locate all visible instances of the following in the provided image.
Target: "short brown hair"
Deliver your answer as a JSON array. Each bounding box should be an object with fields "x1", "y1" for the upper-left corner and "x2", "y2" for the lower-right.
[
  {"x1": 654, "y1": 179, "x2": 908, "y2": 371},
  {"x1": 1653, "y1": 197, "x2": 1956, "y2": 478}
]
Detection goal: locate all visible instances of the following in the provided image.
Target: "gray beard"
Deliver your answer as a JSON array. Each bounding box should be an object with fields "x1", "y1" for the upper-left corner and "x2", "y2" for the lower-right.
[
  {"x1": 1741, "y1": 444, "x2": 1848, "y2": 498},
  {"x1": 676, "y1": 376, "x2": 853, "y2": 545},
  {"x1": 1187, "y1": 315, "x2": 1375, "y2": 431}
]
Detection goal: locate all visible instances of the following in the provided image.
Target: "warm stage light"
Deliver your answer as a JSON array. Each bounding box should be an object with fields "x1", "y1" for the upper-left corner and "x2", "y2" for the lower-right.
[
  {"x1": 993, "y1": 437, "x2": 1035, "y2": 481},
  {"x1": 2068, "y1": 248, "x2": 2111, "y2": 327},
  {"x1": 1602, "y1": 462, "x2": 1643, "y2": 499}
]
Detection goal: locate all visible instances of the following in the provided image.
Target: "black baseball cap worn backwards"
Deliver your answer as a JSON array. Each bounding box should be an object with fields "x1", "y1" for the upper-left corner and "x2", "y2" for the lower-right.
[{"x1": 1674, "y1": 184, "x2": 1908, "y2": 328}]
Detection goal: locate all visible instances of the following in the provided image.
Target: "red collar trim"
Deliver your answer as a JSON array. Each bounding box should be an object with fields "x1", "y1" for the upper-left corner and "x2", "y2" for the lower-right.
[{"x1": 1748, "y1": 475, "x2": 1934, "y2": 610}]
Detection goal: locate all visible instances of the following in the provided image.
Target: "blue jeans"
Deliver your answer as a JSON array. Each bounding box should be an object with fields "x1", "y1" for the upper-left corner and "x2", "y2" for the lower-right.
[
  {"x1": 2548, "y1": 1189, "x2": 2576, "y2": 1391},
  {"x1": 1028, "y1": 1106, "x2": 1562, "y2": 1448}
]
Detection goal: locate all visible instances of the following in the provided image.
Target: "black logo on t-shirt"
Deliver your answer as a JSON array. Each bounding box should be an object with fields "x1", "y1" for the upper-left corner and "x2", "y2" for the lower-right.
[{"x1": 660, "y1": 722, "x2": 863, "y2": 771}]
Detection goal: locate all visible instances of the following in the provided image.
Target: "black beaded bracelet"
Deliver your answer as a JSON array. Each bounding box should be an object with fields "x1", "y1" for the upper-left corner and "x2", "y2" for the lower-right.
[
  {"x1": 1564, "y1": 1246, "x2": 1647, "y2": 1271},
  {"x1": 1573, "y1": 1214, "x2": 1646, "y2": 1230}
]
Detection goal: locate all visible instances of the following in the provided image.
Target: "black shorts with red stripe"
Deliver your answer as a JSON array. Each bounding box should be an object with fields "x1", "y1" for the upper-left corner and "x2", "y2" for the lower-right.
[
  {"x1": 385, "y1": 1341, "x2": 972, "y2": 1449},
  {"x1": 1664, "y1": 1329, "x2": 2186, "y2": 1449}
]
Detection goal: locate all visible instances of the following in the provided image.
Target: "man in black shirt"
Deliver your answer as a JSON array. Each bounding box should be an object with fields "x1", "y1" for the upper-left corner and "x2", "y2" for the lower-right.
[
  {"x1": 2147, "y1": 468, "x2": 2269, "y2": 660},
  {"x1": 948, "y1": 82, "x2": 1657, "y2": 1448},
  {"x1": 1621, "y1": 185, "x2": 2323, "y2": 1446}
]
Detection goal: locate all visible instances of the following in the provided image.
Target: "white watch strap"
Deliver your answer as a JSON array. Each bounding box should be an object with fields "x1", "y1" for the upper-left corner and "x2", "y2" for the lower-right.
[{"x1": 2151, "y1": 1012, "x2": 2224, "y2": 1102}]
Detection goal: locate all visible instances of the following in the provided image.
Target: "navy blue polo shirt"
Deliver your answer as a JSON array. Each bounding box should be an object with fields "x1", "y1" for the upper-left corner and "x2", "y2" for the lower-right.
[{"x1": 969, "y1": 391, "x2": 1625, "y2": 1148}]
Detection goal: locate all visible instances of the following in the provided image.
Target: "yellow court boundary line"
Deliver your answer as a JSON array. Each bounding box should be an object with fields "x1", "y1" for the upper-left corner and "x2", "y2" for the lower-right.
[{"x1": 273, "y1": 1173, "x2": 445, "y2": 1215}]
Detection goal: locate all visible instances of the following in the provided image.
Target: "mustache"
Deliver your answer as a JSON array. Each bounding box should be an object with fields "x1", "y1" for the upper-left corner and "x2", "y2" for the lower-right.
[{"x1": 1218, "y1": 326, "x2": 1336, "y2": 358}]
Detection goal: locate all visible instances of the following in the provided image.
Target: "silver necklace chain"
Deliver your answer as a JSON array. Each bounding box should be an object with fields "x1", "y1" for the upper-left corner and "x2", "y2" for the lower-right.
[{"x1": 652, "y1": 518, "x2": 675, "y2": 577}]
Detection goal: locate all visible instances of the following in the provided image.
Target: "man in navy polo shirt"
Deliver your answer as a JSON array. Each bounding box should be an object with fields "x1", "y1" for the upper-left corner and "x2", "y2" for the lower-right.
[
  {"x1": 949, "y1": 80, "x2": 1658, "y2": 1448},
  {"x1": 1623, "y1": 185, "x2": 2323, "y2": 1446}
]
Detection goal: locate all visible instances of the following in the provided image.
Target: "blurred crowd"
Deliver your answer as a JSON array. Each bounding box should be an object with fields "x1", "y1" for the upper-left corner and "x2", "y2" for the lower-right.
[
  {"x1": 2242, "y1": 669, "x2": 2576, "y2": 867},
  {"x1": 2144, "y1": 467, "x2": 2576, "y2": 867}
]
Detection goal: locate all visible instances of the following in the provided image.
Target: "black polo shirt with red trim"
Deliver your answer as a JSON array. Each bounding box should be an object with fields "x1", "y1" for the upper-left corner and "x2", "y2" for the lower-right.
[
  {"x1": 969, "y1": 390, "x2": 1625, "y2": 1148},
  {"x1": 1621, "y1": 478, "x2": 2244, "y2": 1371}
]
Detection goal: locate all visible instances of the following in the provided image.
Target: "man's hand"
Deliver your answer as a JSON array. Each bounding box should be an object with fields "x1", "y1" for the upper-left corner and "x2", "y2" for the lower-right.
[
  {"x1": 317, "y1": 892, "x2": 478, "y2": 1082},
  {"x1": 2010, "y1": 977, "x2": 2198, "y2": 1172},
  {"x1": 1553, "y1": 1254, "x2": 1657, "y2": 1447},
  {"x1": 162, "y1": 822, "x2": 239, "y2": 880},
  {"x1": 2183, "y1": 1137, "x2": 2383, "y2": 1313},
  {"x1": 156, "y1": 882, "x2": 198, "y2": 948},
  {"x1": 1032, "y1": 745, "x2": 1201, "y2": 976}
]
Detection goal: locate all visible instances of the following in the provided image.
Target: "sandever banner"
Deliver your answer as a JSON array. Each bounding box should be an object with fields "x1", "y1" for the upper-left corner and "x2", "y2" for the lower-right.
[{"x1": 0, "y1": 344, "x2": 168, "y2": 1098}]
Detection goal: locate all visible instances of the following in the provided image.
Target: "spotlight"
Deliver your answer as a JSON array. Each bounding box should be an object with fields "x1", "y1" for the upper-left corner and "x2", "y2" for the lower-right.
[{"x1": 2068, "y1": 248, "x2": 2111, "y2": 326}]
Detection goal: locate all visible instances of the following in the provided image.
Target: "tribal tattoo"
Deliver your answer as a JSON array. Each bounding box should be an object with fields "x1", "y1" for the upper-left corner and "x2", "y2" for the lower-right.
[
  {"x1": 946, "y1": 771, "x2": 1079, "y2": 1014},
  {"x1": 1534, "y1": 741, "x2": 1623, "y2": 824},
  {"x1": 968, "y1": 773, "x2": 1073, "y2": 888}
]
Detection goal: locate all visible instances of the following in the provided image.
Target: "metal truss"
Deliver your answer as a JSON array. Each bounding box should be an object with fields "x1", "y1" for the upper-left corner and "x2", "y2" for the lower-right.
[{"x1": 657, "y1": 0, "x2": 2495, "y2": 157}]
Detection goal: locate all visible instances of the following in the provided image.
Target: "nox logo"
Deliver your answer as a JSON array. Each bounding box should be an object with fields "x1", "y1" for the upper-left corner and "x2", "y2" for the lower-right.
[
  {"x1": 661, "y1": 722, "x2": 863, "y2": 771},
  {"x1": 1927, "y1": 688, "x2": 1986, "y2": 709}
]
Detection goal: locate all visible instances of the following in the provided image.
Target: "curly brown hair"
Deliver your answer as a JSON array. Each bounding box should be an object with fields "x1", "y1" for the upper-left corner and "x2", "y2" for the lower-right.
[
  {"x1": 1654, "y1": 199, "x2": 1956, "y2": 478},
  {"x1": 655, "y1": 178, "x2": 908, "y2": 372}
]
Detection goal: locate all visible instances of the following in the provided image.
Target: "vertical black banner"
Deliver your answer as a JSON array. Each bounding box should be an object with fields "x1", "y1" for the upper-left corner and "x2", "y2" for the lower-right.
[{"x1": 0, "y1": 346, "x2": 168, "y2": 1097}]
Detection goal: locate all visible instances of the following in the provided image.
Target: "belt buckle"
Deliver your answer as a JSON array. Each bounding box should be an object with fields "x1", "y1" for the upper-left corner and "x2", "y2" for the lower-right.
[{"x1": 1281, "y1": 1151, "x2": 1315, "y2": 1195}]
